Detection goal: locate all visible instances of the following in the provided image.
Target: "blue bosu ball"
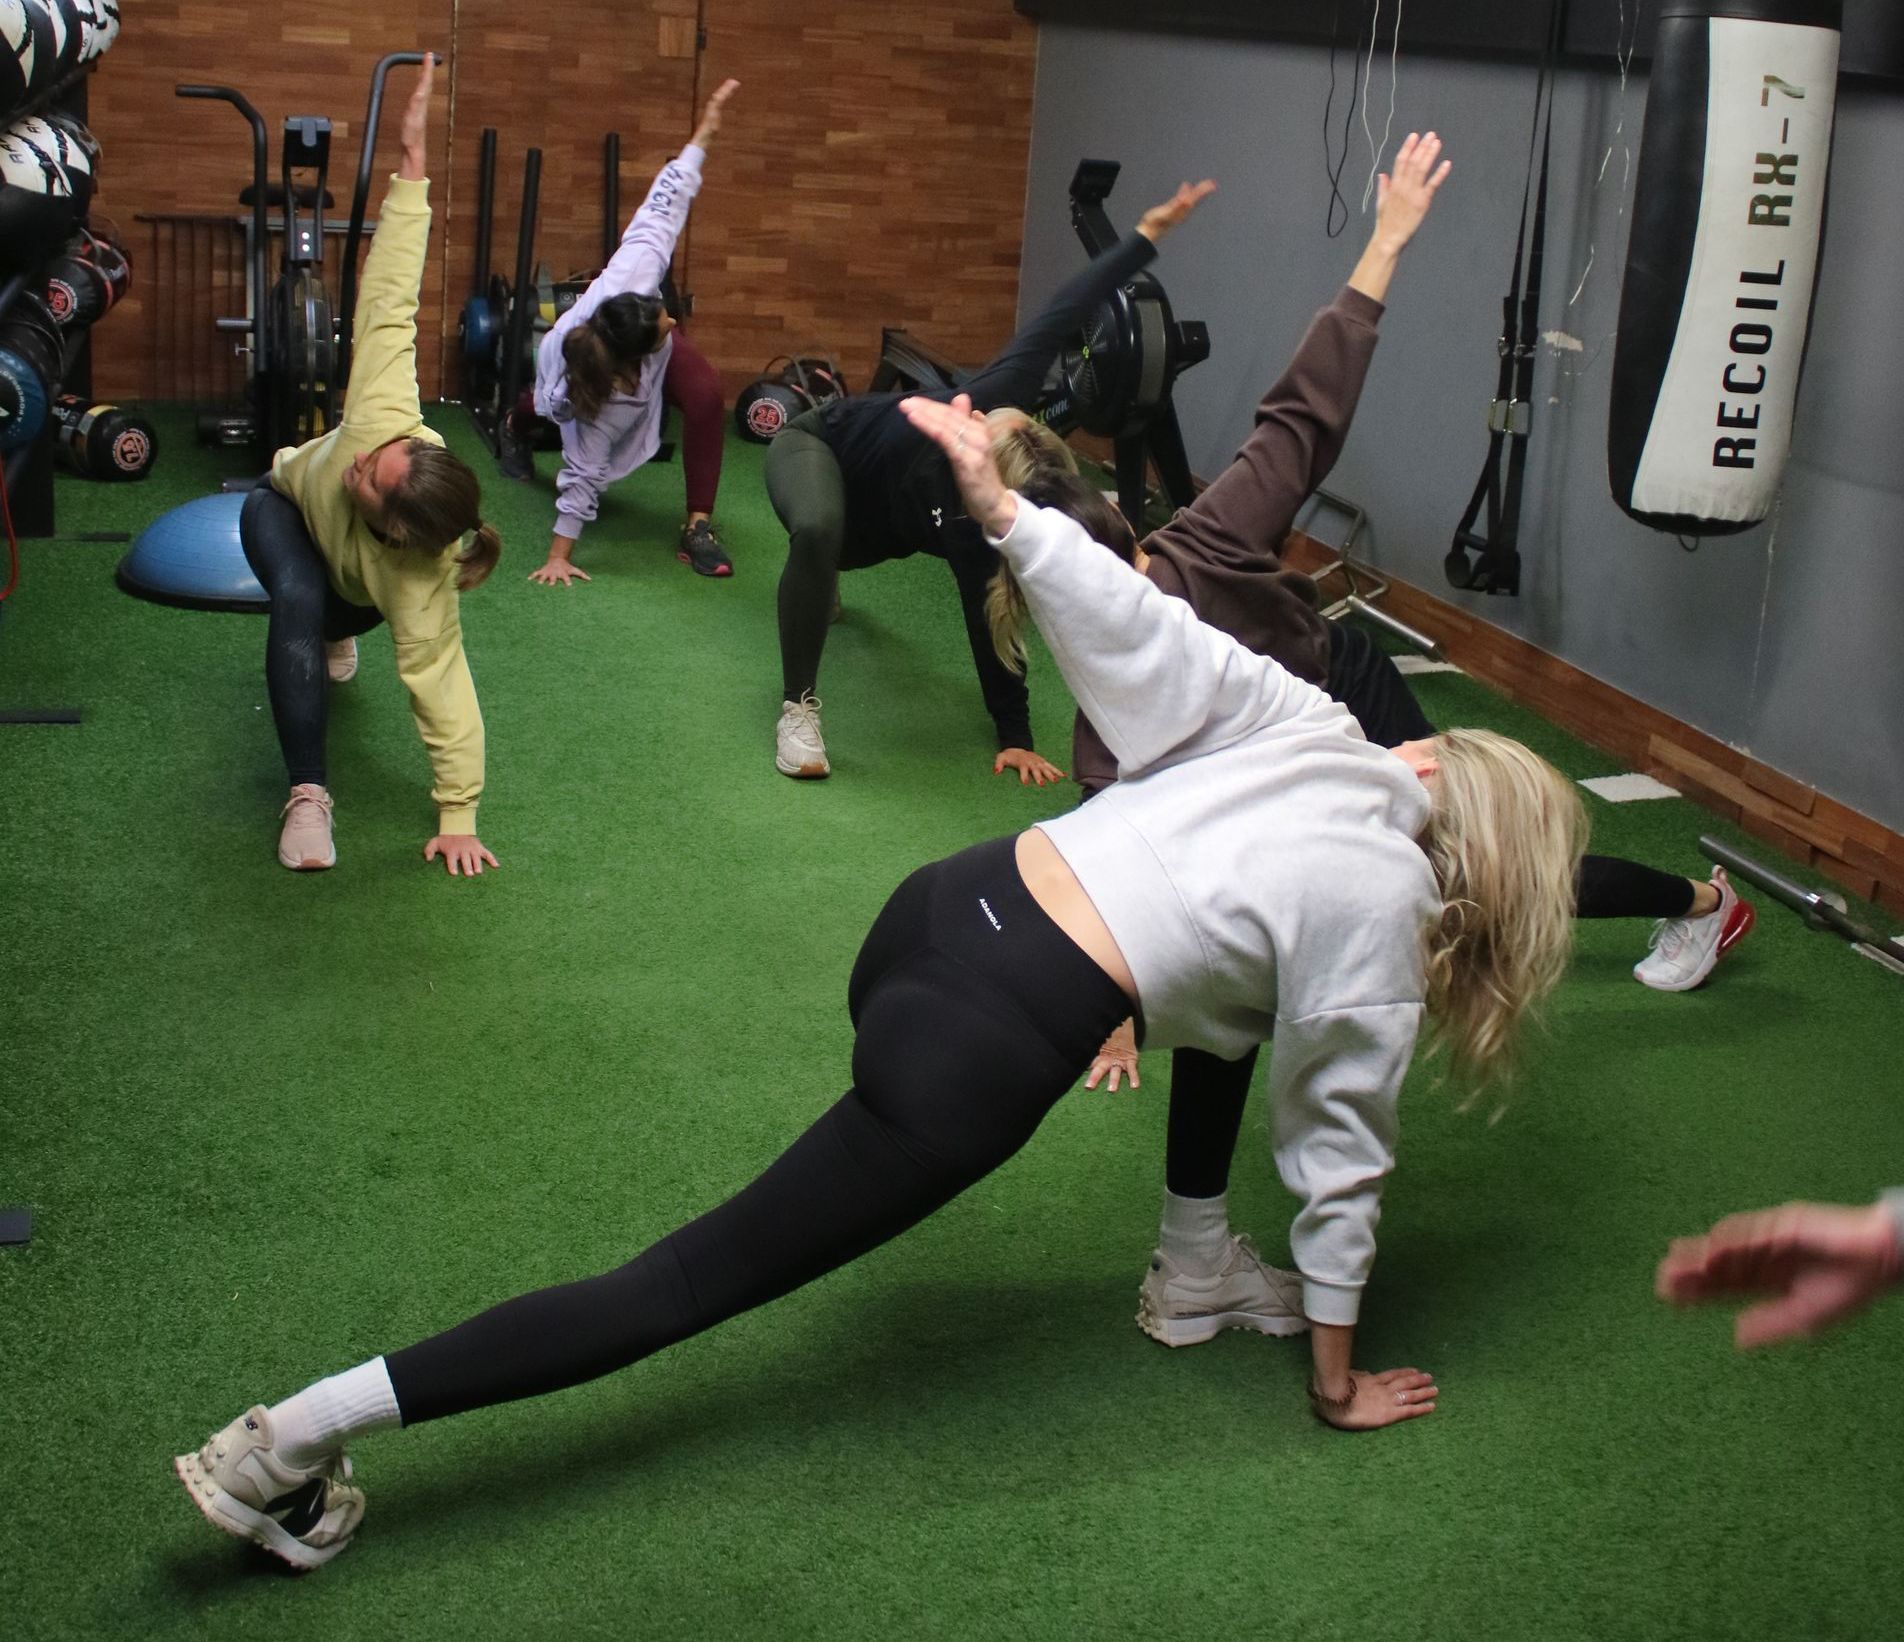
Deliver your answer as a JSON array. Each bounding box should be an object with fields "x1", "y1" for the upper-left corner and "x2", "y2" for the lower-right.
[{"x1": 117, "y1": 491, "x2": 269, "y2": 612}]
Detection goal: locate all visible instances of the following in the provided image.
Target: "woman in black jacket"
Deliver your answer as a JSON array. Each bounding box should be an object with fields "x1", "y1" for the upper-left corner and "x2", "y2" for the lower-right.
[{"x1": 766, "y1": 178, "x2": 1213, "y2": 781}]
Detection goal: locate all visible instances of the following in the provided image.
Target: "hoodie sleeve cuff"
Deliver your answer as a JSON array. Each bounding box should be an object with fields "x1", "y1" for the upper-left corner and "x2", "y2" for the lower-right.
[
  {"x1": 436, "y1": 805, "x2": 479, "y2": 836},
  {"x1": 1302, "y1": 1276, "x2": 1365, "y2": 1327},
  {"x1": 1336, "y1": 284, "x2": 1385, "y2": 328}
]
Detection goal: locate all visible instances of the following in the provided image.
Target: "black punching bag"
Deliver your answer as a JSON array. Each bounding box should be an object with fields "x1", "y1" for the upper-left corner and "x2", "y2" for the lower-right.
[{"x1": 1608, "y1": 1, "x2": 1840, "y2": 535}]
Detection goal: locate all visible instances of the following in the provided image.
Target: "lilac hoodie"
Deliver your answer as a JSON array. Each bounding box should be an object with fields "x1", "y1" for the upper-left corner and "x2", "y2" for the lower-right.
[{"x1": 533, "y1": 142, "x2": 704, "y2": 542}]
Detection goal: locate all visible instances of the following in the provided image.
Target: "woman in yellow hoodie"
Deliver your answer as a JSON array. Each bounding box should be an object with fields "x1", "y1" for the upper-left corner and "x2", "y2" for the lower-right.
[{"x1": 239, "y1": 53, "x2": 501, "y2": 877}]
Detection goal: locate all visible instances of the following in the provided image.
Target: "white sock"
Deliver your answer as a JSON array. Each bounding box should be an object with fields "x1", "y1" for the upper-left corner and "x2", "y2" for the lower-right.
[
  {"x1": 269, "y1": 1357, "x2": 403, "y2": 1467},
  {"x1": 1159, "y1": 1190, "x2": 1232, "y2": 1277}
]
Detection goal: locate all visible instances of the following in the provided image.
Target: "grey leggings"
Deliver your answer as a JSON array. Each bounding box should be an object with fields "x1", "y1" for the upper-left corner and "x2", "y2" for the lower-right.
[{"x1": 767, "y1": 413, "x2": 847, "y2": 703}]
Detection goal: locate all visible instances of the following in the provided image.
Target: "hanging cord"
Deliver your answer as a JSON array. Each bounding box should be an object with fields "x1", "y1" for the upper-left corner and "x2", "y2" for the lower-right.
[
  {"x1": 1567, "y1": 0, "x2": 1641, "y2": 309},
  {"x1": 1360, "y1": 0, "x2": 1407, "y2": 215},
  {"x1": 1322, "y1": 2, "x2": 1371, "y2": 238}
]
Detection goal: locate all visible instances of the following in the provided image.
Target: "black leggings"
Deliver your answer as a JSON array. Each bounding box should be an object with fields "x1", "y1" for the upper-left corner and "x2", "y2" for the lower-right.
[
  {"x1": 766, "y1": 411, "x2": 848, "y2": 703},
  {"x1": 384, "y1": 835, "x2": 1130, "y2": 1425},
  {"x1": 239, "y1": 487, "x2": 384, "y2": 788}
]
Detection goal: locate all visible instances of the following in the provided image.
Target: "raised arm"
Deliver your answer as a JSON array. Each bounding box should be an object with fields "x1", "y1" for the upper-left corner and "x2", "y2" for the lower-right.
[
  {"x1": 1146, "y1": 134, "x2": 1449, "y2": 578},
  {"x1": 1346, "y1": 130, "x2": 1449, "y2": 305},
  {"x1": 959, "y1": 180, "x2": 1214, "y2": 413},
  {"x1": 563, "y1": 79, "x2": 736, "y2": 332},
  {"x1": 341, "y1": 53, "x2": 438, "y2": 434},
  {"x1": 899, "y1": 395, "x2": 1327, "y2": 776}
]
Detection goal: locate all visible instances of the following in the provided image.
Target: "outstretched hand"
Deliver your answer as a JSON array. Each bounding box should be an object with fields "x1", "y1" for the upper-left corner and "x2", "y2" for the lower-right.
[
  {"x1": 1657, "y1": 1201, "x2": 1903, "y2": 1348},
  {"x1": 1314, "y1": 1368, "x2": 1439, "y2": 1432},
  {"x1": 693, "y1": 79, "x2": 740, "y2": 147},
  {"x1": 424, "y1": 834, "x2": 499, "y2": 878},
  {"x1": 1373, "y1": 131, "x2": 1451, "y2": 253},
  {"x1": 994, "y1": 747, "x2": 1065, "y2": 787},
  {"x1": 398, "y1": 53, "x2": 437, "y2": 180},
  {"x1": 897, "y1": 394, "x2": 1017, "y2": 538},
  {"x1": 1136, "y1": 179, "x2": 1217, "y2": 243}
]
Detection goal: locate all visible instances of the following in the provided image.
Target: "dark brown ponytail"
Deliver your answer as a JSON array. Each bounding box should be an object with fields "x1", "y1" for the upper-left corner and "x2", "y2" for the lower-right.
[
  {"x1": 562, "y1": 291, "x2": 667, "y2": 423},
  {"x1": 383, "y1": 440, "x2": 501, "y2": 591}
]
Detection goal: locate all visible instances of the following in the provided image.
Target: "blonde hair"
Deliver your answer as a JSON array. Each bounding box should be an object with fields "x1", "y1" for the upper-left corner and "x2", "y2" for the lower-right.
[
  {"x1": 983, "y1": 410, "x2": 1076, "y2": 674},
  {"x1": 384, "y1": 440, "x2": 502, "y2": 591},
  {"x1": 1419, "y1": 728, "x2": 1587, "y2": 1090}
]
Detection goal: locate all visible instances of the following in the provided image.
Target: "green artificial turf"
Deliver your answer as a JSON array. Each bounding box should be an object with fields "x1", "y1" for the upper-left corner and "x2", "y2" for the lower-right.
[{"x1": 2, "y1": 408, "x2": 1901, "y2": 1640}]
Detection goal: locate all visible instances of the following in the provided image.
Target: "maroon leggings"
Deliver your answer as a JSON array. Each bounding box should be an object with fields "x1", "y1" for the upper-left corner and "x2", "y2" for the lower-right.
[{"x1": 511, "y1": 331, "x2": 725, "y2": 515}]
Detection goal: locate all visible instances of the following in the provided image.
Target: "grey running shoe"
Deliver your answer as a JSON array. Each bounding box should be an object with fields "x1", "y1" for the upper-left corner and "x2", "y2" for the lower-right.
[
  {"x1": 174, "y1": 1405, "x2": 365, "y2": 1571},
  {"x1": 1137, "y1": 1234, "x2": 1309, "y2": 1347}
]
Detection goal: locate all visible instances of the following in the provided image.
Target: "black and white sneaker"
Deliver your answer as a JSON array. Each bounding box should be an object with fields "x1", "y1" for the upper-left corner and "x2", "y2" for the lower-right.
[
  {"x1": 678, "y1": 518, "x2": 733, "y2": 577},
  {"x1": 174, "y1": 1405, "x2": 365, "y2": 1571}
]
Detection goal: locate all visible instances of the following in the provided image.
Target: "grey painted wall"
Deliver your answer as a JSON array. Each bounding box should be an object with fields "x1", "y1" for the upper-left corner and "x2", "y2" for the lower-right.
[{"x1": 1020, "y1": 23, "x2": 1904, "y2": 833}]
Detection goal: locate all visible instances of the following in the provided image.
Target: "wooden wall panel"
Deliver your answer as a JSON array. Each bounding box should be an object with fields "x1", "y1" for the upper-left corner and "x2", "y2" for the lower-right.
[
  {"x1": 87, "y1": 3, "x2": 456, "y2": 402},
  {"x1": 688, "y1": 1, "x2": 1039, "y2": 397},
  {"x1": 1282, "y1": 532, "x2": 1904, "y2": 920},
  {"x1": 80, "y1": 3, "x2": 1039, "y2": 413}
]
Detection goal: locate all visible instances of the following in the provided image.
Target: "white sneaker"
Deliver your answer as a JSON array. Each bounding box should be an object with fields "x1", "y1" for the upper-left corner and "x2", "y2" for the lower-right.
[
  {"x1": 1136, "y1": 1233, "x2": 1309, "y2": 1347},
  {"x1": 174, "y1": 1405, "x2": 365, "y2": 1571},
  {"x1": 278, "y1": 784, "x2": 336, "y2": 871},
  {"x1": 326, "y1": 637, "x2": 358, "y2": 683},
  {"x1": 775, "y1": 694, "x2": 830, "y2": 779},
  {"x1": 1634, "y1": 867, "x2": 1756, "y2": 992}
]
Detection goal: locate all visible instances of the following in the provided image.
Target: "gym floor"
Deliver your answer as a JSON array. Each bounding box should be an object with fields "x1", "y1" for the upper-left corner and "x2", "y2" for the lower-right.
[{"x1": 3, "y1": 409, "x2": 1901, "y2": 1639}]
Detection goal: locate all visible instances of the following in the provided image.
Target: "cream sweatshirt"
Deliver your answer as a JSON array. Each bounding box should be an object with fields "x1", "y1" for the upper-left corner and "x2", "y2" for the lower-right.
[{"x1": 993, "y1": 500, "x2": 1440, "y2": 1325}]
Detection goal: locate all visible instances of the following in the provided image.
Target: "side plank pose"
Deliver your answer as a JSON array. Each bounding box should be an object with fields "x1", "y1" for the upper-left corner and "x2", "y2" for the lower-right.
[
  {"x1": 1007, "y1": 135, "x2": 1750, "y2": 1349},
  {"x1": 1658, "y1": 1192, "x2": 1904, "y2": 1347},
  {"x1": 173, "y1": 390, "x2": 1583, "y2": 1574},
  {"x1": 238, "y1": 55, "x2": 502, "y2": 878},
  {"x1": 766, "y1": 178, "x2": 1215, "y2": 782},
  {"x1": 507, "y1": 80, "x2": 741, "y2": 583}
]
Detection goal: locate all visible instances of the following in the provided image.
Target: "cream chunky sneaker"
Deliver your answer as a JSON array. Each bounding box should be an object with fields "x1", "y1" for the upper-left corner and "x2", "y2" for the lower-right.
[
  {"x1": 325, "y1": 637, "x2": 358, "y2": 683},
  {"x1": 1137, "y1": 1233, "x2": 1309, "y2": 1347},
  {"x1": 775, "y1": 694, "x2": 830, "y2": 779},
  {"x1": 174, "y1": 1405, "x2": 365, "y2": 1571},
  {"x1": 278, "y1": 784, "x2": 336, "y2": 871}
]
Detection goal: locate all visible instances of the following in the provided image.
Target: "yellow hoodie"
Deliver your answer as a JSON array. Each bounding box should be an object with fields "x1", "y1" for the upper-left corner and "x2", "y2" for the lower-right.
[{"x1": 270, "y1": 175, "x2": 483, "y2": 835}]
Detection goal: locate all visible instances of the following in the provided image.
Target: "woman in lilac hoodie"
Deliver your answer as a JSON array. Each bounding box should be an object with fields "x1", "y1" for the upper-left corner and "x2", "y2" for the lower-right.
[{"x1": 507, "y1": 79, "x2": 739, "y2": 583}]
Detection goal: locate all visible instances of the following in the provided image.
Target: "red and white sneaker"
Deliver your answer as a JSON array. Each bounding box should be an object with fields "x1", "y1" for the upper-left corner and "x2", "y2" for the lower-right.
[{"x1": 1634, "y1": 867, "x2": 1756, "y2": 992}]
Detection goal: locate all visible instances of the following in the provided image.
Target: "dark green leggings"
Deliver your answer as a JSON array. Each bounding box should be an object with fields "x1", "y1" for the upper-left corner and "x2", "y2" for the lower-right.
[{"x1": 767, "y1": 413, "x2": 848, "y2": 702}]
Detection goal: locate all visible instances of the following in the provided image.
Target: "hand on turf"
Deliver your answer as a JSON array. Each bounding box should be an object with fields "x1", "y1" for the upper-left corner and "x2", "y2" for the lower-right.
[
  {"x1": 693, "y1": 79, "x2": 740, "y2": 147},
  {"x1": 398, "y1": 53, "x2": 436, "y2": 179},
  {"x1": 897, "y1": 394, "x2": 1016, "y2": 538},
  {"x1": 1656, "y1": 1201, "x2": 1903, "y2": 1348},
  {"x1": 425, "y1": 834, "x2": 500, "y2": 877},
  {"x1": 1136, "y1": 180, "x2": 1218, "y2": 243},
  {"x1": 528, "y1": 558, "x2": 591, "y2": 587},
  {"x1": 1084, "y1": 1017, "x2": 1140, "y2": 1092},
  {"x1": 994, "y1": 747, "x2": 1065, "y2": 787},
  {"x1": 1315, "y1": 1368, "x2": 1439, "y2": 1431},
  {"x1": 1373, "y1": 132, "x2": 1451, "y2": 254}
]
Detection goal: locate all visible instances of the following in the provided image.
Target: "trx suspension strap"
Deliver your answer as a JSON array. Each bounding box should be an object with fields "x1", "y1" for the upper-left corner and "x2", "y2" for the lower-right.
[{"x1": 1446, "y1": 0, "x2": 1566, "y2": 596}]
